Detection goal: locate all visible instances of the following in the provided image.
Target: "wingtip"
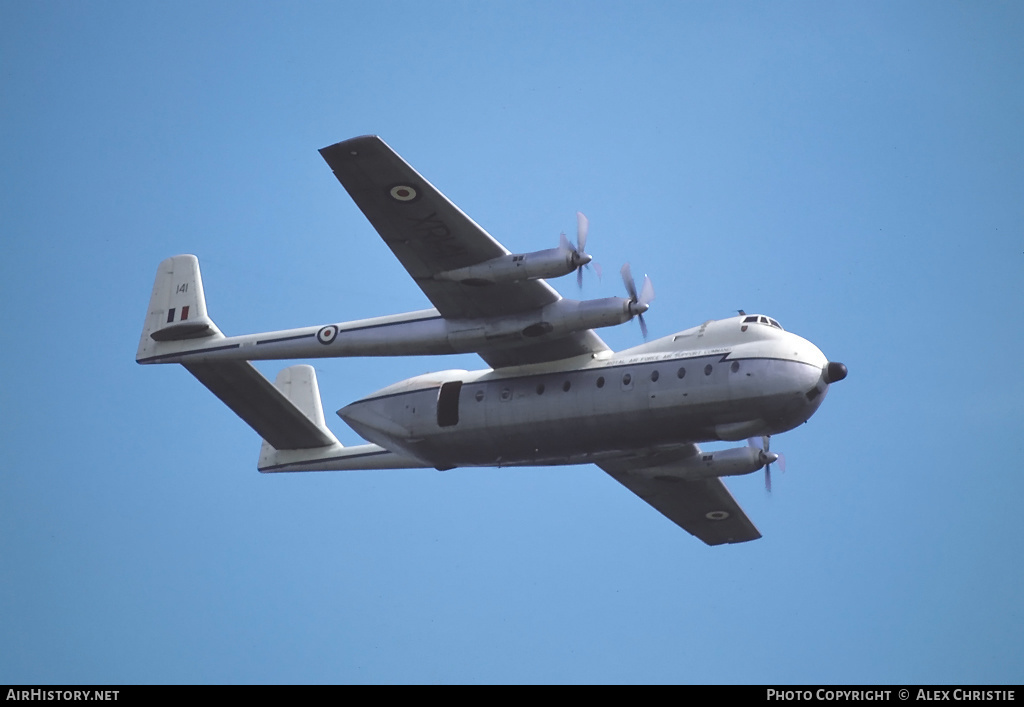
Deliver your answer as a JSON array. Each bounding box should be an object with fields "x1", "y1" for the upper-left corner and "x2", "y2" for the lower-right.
[{"x1": 319, "y1": 134, "x2": 384, "y2": 155}]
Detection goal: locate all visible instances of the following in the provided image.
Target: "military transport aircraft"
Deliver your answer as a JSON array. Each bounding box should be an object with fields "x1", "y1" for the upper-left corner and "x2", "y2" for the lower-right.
[{"x1": 137, "y1": 135, "x2": 847, "y2": 545}]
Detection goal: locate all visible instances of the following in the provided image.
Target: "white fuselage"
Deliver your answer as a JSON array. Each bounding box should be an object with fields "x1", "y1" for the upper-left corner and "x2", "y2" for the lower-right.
[{"x1": 338, "y1": 315, "x2": 831, "y2": 469}]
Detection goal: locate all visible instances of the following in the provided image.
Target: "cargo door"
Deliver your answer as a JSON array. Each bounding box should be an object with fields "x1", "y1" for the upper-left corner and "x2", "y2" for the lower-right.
[{"x1": 436, "y1": 381, "x2": 463, "y2": 428}]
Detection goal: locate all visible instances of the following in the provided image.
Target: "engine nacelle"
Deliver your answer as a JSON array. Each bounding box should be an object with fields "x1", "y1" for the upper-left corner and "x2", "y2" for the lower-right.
[
  {"x1": 640, "y1": 446, "x2": 771, "y2": 482},
  {"x1": 445, "y1": 297, "x2": 634, "y2": 345},
  {"x1": 434, "y1": 246, "x2": 587, "y2": 285}
]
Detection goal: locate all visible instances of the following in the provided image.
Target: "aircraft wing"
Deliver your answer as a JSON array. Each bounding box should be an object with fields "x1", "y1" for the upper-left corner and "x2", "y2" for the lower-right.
[
  {"x1": 319, "y1": 136, "x2": 610, "y2": 368},
  {"x1": 597, "y1": 450, "x2": 762, "y2": 546}
]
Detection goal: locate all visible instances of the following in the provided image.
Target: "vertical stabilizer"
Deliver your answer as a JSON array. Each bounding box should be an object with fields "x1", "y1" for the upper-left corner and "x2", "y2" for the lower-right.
[
  {"x1": 256, "y1": 362, "x2": 339, "y2": 467},
  {"x1": 254, "y1": 364, "x2": 425, "y2": 472},
  {"x1": 269, "y1": 365, "x2": 335, "y2": 438},
  {"x1": 137, "y1": 255, "x2": 222, "y2": 363}
]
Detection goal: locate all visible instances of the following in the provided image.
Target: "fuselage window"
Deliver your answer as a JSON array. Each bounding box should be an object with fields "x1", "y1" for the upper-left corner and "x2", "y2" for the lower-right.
[
  {"x1": 475, "y1": 389, "x2": 484, "y2": 402},
  {"x1": 500, "y1": 387, "x2": 512, "y2": 401},
  {"x1": 562, "y1": 380, "x2": 571, "y2": 392},
  {"x1": 622, "y1": 373, "x2": 632, "y2": 386},
  {"x1": 677, "y1": 367, "x2": 686, "y2": 379},
  {"x1": 650, "y1": 370, "x2": 659, "y2": 382},
  {"x1": 536, "y1": 383, "x2": 545, "y2": 395},
  {"x1": 596, "y1": 376, "x2": 605, "y2": 388},
  {"x1": 704, "y1": 364, "x2": 713, "y2": 376},
  {"x1": 731, "y1": 361, "x2": 739, "y2": 373}
]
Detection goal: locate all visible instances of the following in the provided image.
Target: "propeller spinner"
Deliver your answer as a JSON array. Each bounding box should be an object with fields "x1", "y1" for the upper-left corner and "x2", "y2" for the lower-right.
[
  {"x1": 561, "y1": 212, "x2": 601, "y2": 288},
  {"x1": 620, "y1": 263, "x2": 655, "y2": 338},
  {"x1": 749, "y1": 436, "x2": 786, "y2": 492}
]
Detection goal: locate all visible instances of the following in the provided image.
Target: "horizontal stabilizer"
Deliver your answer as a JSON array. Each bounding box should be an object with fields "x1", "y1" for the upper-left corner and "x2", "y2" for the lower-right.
[{"x1": 184, "y1": 362, "x2": 338, "y2": 450}]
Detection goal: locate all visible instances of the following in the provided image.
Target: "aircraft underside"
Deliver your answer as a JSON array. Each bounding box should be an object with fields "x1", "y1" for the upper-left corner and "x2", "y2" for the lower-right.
[{"x1": 137, "y1": 135, "x2": 847, "y2": 545}]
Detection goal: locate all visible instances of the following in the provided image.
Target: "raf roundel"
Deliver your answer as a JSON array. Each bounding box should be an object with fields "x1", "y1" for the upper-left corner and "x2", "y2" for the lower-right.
[
  {"x1": 389, "y1": 185, "x2": 417, "y2": 202},
  {"x1": 705, "y1": 510, "x2": 730, "y2": 521},
  {"x1": 316, "y1": 324, "x2": 339, "y2": 345}
]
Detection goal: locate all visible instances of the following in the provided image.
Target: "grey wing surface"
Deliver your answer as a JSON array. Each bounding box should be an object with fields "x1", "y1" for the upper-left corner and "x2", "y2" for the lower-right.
[
  {"x1": 319, "y1": 136, "x2": 609, "y2": 368},
  {"x1": 597, "y1": 449, "x2": 762, "y2": 546},
  {"x1": 184, "y1": 362, "x2": 335, "y2": 450}
]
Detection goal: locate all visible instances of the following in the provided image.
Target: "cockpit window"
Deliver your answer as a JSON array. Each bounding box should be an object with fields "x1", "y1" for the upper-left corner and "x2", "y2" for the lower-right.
[{"x1": 741, "y1": 315, "x2": 784, "y2": 330}]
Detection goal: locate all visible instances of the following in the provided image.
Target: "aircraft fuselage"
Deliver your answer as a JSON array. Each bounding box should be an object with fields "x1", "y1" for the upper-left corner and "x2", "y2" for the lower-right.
[{"x1": 339, "y1": 315, "x2": 836, "y2": 469}]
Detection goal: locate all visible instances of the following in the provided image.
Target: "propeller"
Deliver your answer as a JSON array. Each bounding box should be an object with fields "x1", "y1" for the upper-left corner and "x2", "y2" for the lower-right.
[
  {"x1": 748, "y1": 436, "x2": 786, "y2": 493},
  {"x1": 620, "y1": 263, "x2": 655, "y2": 338},
  {"x1": 561, "y1": 212, "x2": 600, "y2": 288}
]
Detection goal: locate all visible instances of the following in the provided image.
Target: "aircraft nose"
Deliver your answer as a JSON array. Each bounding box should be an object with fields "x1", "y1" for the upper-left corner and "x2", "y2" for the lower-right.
[{"x1": 823, "y1": 361, "x2": 848, "y2": 384}]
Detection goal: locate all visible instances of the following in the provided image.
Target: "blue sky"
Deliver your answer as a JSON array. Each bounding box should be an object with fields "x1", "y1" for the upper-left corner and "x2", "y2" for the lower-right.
[{"x1": 2, "y1": 1, "x2": 1022, "y2": 684}]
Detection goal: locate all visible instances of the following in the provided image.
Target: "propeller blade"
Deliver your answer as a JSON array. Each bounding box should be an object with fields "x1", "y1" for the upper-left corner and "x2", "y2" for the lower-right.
[
  {"x1": 639, "y1": 275, "x2": 655, "y2": 306},
  {"x1": 748, "y1": 435, "x2": 786, "y2": 492},
  {"x1": 620, "y1": 263, "x2": 654, "y2": 338},
  {"x1": 576, "y1": 211, "x2": 589, "y2": 254},
  {"x1": 568, "y1": 213, "x2": 596, "y2": 289},
  {"x1": 620, "y1": 263, "x2": 637, "y2": 300}
]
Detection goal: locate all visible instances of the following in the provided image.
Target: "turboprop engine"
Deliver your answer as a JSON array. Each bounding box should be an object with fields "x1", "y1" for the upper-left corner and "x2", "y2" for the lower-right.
[
  {"x1": 435, "y1": 212, "x2": 596, "y2": 286},
  {"x1": 434, "y1": 245, "x2": 585, "y2": 285},
  {"x1": 639, "y1": 446, "x2": 776, "y2": 482}
]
